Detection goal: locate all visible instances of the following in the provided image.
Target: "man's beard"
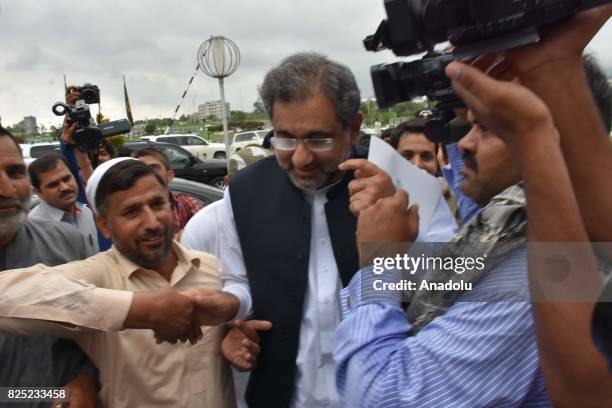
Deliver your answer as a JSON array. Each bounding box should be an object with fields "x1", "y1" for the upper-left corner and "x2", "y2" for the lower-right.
[
  {"x1": 277, "y1": 146, "x2": 352, "y2": 190},
  {"x1": 0, "y1": 195, "x2": 31, "y2": 242},
  {"x1": 113, "y1": 221, "x2": 174, "y2": 270}
]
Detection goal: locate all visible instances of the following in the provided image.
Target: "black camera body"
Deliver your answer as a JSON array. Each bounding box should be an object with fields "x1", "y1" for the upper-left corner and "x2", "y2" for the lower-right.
[
  {"x1": 366, "y1": 0, "x2": 610, "y2": 58},
  {"x1": 365, "y1": 0, "x2": 611, "y2": 105},
  {"x1": 52, "y1": 83, "x2": 131, "y2": 152},
  {"x1": 75, "y1": 83, "x2": 101, "y2": 104},
  {"x1": 365, "y1": 0, "x2": 611, "y2": 142},
  {"x1": 371, "y1": 52, "x2": 460, "y2": 110}
]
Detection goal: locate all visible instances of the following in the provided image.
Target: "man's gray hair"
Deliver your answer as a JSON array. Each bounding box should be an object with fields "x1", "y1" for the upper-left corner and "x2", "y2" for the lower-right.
[{"x1": 259, "y1": 52, "x2": 361, "y2": 129}]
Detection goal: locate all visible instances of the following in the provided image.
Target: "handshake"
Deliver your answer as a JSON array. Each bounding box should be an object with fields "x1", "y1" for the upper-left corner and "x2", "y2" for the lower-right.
[{"x1": 128, "y1": 287, "x2": 242, "y2": 345}]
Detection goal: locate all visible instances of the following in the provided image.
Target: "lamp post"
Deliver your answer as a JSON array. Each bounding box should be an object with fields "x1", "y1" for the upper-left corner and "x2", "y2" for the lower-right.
[{"x1": 197, "y1": 36, "x2": 240, "y2": 166}]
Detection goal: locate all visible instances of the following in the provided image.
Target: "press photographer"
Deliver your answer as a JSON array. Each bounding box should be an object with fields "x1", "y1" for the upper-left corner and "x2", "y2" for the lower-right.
[{"x1": 333, "y1": 3, "x2": 612, "y2": 407}]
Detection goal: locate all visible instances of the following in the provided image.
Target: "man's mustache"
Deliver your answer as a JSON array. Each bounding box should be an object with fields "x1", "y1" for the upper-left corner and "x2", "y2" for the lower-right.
[
  {"x1": 462, "y1": 151, "x2": 478, "y2": 173},
  {"x1": 137, "y1": 228, "x2": 167, "y2": 242},
  {"x1": 0, "y1": 197, "x2": 28, "y2": 213},
  {"x1": 60, "y1": 189, "x2": 76, "y2": 198}
]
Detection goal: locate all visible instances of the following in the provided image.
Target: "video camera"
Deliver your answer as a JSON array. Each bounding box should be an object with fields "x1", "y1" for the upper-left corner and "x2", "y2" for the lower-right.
[
  {"x1": 365, "y1": 0, "x2": 612, "y2": 141},
  {"x1": 52, "y1": 83, "x2": 131, "y2": 152}
]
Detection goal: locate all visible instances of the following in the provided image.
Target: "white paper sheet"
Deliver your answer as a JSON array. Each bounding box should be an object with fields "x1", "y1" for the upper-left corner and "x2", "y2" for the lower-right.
[{"x1": 367, "y1": 136, "x2": 443, "y2": 233}]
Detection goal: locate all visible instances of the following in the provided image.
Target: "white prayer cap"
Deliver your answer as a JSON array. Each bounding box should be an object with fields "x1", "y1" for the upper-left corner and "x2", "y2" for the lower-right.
[{"x1": 86, "y1": 157, "x2": 137, "y2": 214}]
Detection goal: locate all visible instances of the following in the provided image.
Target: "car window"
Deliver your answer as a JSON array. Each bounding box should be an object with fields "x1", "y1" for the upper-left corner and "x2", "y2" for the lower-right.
[
  {"x1": 158, "y1": 136, "x2": 176, "y2": 144},
  {"x1": 255, "y1": 130, "x2": 268, "y2": 140},
  {"x1": 30, "y1": 145, "x2": 59, "y2": 158},
  {"x1": 187, "y1": 136, "x2": 204, "y2": 146},
  {"x1": 235, "y1": 132, "x2": 255, "y2": 142},
  {"x1": 158, "y1": 146, "x2": 191, "y2": 168},
  {"x1": 171, "y1": 137, "x2": 182, "y2": 145}
]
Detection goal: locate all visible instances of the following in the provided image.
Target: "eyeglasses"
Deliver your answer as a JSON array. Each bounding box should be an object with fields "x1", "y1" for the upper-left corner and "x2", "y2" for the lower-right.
[{"x1": 270, "y1": 136, "x2": 334, "y2": 152}]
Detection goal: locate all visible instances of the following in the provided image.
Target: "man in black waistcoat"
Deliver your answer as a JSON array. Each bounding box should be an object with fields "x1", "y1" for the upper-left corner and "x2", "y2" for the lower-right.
[{"x1": 219, "y1": 52, "x2": 366, "y2": 408}]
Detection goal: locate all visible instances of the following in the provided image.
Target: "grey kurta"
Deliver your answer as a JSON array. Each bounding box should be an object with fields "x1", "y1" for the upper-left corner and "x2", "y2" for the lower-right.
[{"x1": 0, "y1": 218, "x2": 97, "y2": 408}]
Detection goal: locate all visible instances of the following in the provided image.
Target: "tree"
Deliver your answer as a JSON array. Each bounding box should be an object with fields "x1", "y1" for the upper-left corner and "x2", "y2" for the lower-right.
[
  {"x1": 253, "y1": 100, "x2": 265, "y2": 114},
  {"x1": 144, "y1": 122, "x2": 157, "y2": 134},
  {"x1": 230, "y1": 110, "x2": 248, "y2": 121},
  {"x1": 96, "y1": 113, "x2": 111, "y2": 124}
]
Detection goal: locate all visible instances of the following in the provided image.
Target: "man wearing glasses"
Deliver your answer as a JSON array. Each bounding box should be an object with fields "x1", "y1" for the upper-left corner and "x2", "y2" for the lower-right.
[{"x1": 213, "y1": 52, "x2": 457, "y2": 407}]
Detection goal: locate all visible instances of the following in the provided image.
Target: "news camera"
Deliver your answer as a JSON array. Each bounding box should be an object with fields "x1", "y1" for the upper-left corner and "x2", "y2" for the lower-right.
[
  {"x1": 365, "y1": 0, "x2": 612, "y2": 142},
  {"x1": 52, "y1": 83, "x2": 131, "y2": 152}
]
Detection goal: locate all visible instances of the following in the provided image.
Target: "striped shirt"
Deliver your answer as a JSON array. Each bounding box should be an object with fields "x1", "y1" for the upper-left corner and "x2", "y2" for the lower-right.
[{"x1": 334, "y1": 247, "x2": 552, "y2": 407}]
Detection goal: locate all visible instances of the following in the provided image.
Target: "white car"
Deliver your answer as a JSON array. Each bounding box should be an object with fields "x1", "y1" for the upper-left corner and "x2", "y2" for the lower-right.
[
  {"x1": 141, "y1": 134, "x2": 227, "y2": 160},
  {"x1": 230, "y1": 130, "x2": 269, "y2": 154},
  {"x1": 20, "y1": 142, "x2": 61, "y2": 166}
]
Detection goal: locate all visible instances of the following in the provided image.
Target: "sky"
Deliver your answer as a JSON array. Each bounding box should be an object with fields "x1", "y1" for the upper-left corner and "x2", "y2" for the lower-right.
[{"x1": 0, "y1": 0, "x2": 610, "y2": 129}]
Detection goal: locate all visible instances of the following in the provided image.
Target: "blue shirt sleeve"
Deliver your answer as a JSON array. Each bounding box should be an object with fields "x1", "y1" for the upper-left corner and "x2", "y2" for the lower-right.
[
  {"x1": 59, "y1": 138, "x2": 88, "y2": 205},
  {"x1": 334, "y1": 254, "x2": 550, "y2": 407}
]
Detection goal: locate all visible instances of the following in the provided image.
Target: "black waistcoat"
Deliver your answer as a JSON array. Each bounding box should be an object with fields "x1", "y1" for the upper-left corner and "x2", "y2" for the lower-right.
[{"x1": 229, "y1": 150, "x2": 364, "y2": 407}]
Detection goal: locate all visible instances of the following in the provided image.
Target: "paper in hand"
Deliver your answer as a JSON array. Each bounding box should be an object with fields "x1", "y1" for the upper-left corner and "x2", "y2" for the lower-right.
[{"x1": 367, "y1": 136, "x2": 443, "y2": 233}]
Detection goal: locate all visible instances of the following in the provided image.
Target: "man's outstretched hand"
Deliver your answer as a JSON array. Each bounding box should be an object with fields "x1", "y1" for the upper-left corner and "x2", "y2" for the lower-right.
[
  {"x1": 182, "y1": 288, "x2": 240, "y2": 327},
  {"x1": 505, "y1": 4, "x2": 612, "y2": 77},
  {"x1": 221, "y1": 319, "x2": 273, "y2": 370},
  {"x1": 126, "y1": 288, "x2": 201, "y2": 344}
]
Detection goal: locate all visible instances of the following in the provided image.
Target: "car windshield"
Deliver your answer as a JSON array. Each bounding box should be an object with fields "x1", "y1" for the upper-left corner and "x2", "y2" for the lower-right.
[{"x1": 157, "y1": 146, "x2": 192, "y2": 167}]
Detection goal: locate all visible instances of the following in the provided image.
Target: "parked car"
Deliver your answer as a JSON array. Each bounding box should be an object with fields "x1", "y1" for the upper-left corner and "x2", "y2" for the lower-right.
[
  {"x1": 230, "y1": 130, "x2": 269, "y2": 154},
  {"x1": 168, "y1": 177, "x2": 223, "y2": 206},
  {"x1": 119, "y1": 141, "x2": 227, "y2": 189},
  {"x1": 21, "y1": 142, "x2": 61, "y2": 166},
  {"x1": 141, "y1": 134, "x2": 226, "y2": 159}
]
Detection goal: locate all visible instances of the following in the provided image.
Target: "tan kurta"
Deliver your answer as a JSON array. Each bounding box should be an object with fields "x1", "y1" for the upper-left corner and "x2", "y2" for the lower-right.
[{"x1": 0, "y1": 241, "x2": 235, "y2": 408}]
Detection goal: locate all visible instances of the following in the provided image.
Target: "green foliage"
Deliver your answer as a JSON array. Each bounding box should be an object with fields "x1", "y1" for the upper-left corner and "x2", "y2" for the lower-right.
[
  {"x1": 230, "y1": 110, "x2": 248, "y2": 121},
  {"x1": 229, "y1": 120, "x2": 265, "y2": 131},
  {"x1": 144, "y1": 122, "x2": 157, "y2": 134},
  {"x1": 207, "y1": 124, "x2": 223, "y2": 132},
  {"x1": 360, "y1": 100, "x2": 428, "y2": 126},
  {"x1": 107, "y1": 135, "x2": 125, "y2": 150}
]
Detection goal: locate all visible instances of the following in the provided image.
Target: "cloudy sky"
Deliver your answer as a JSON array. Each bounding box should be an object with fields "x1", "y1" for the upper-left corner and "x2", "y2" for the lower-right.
[{"x1": 0, "y1": 0, "x2": 610, "y2": 128}]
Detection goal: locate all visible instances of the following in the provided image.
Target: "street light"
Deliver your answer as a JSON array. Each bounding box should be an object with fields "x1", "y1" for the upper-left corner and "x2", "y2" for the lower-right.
[{"x1": 197, "y1": 36, "x2": 240, "y2": 164}]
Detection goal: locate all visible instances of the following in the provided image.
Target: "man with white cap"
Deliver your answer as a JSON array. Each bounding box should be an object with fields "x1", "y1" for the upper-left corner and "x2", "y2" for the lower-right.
[{"x1": 0, "y1": 157, "x2": 245, "y2": 407}]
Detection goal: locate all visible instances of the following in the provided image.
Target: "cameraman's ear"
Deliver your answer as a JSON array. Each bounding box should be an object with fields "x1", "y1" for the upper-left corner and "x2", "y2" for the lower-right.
[{"x1": 350, "y1": 112, "x2": 364, "y2": 144}]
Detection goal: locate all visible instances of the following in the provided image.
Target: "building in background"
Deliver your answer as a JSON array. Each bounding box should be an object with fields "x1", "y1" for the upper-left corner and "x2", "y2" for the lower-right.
[
  {"x1": 198, "y1": 100, "x2": 230, "y2": 121},
  {"x1": 12, "y1": 116, "x2": 38, "y2": 136}
]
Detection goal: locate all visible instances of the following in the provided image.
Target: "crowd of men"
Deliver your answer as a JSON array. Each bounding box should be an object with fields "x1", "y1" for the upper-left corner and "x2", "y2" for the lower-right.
[{"x1": 0, "y1": 4, "x2": 611, "y2": 408}]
